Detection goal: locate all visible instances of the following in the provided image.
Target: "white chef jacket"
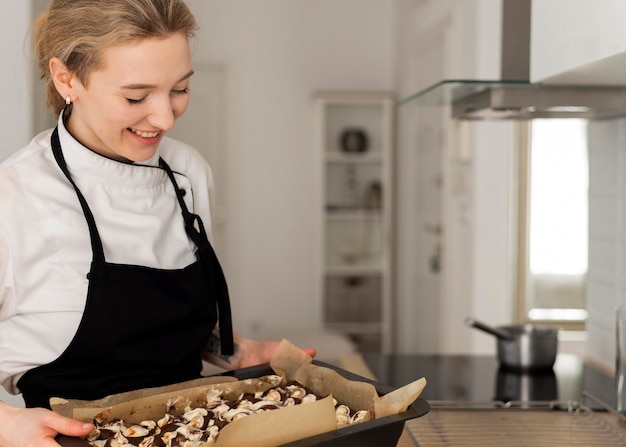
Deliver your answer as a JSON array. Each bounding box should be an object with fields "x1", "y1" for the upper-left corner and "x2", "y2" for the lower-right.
[{"x1": 0, "y1": 115, "x2": 216, "y2": 394}]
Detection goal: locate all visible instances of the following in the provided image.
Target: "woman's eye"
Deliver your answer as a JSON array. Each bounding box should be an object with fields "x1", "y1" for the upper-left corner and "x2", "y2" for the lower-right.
[
  {"x1": 127, "y1": 97, "x2": 146, "y2": 105},
  {"x1": 172, "y1": 87, "x2": 190, "y2": 96},
  {"x1": 125, "y1": 88, "x2": 188, "y2": 105}
]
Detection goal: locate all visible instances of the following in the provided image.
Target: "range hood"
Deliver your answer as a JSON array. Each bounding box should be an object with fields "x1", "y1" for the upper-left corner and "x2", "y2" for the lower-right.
[
  {"x1": 399, "y1": 1, "x2": 626, "y2": 121},
  {"x1": 451, "y1": 82, "x2": 626, "y2": 120}
]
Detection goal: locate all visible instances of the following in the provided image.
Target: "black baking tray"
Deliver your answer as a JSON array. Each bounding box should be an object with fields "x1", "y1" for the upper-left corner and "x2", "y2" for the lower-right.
[
  {"x1": 57, "y1": 360, "x2": 429, "y2": 447},
  {"x1": 216, "y1": 360, "x2": 430, "y2": 447}
]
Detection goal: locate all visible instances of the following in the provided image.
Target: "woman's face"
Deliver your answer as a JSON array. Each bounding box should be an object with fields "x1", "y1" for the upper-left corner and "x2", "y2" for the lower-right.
[{"x1": 67, "y1": 32, "x2": 193, "y2": 162}]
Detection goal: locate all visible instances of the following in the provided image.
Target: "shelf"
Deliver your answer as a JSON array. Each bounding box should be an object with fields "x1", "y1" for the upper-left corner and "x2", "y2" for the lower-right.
[
  {"x1": 325, "y1": 209, "x2": 382, "y2": 220},
  {"x1": 325, "y1": 163, "x2": 383, "y2": 211},
  {"x1": 325, "y1": 151, "x2": 383, "y2": 164},
  {"x1": 324, "y1": 274, "x2": 382, "y2": 324},
  {"x1": 324, "y1": 260, "x2": 384, "y2": 271},
  {"x1": 316, "y1": 91, "x2": 394, "y2": 354},
  {"x1": 324, "y1": 266, "x2": 384, "y2": 276}
]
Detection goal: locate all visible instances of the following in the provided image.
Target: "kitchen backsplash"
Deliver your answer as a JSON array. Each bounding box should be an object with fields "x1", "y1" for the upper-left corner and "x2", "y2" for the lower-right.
[{"x1": 587, "y1": 117, "x2": 626, "y2": 372}]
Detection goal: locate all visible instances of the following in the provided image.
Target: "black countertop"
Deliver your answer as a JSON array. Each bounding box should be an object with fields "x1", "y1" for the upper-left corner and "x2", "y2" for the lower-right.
[{"x1": 363, "y1": 353, "x2": 615, "y2": 408}]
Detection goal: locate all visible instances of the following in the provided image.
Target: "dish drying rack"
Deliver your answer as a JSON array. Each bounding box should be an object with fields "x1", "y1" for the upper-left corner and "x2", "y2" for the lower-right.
[{"x1": 405, "y1": 392, "x2": 626, "y2": 447}]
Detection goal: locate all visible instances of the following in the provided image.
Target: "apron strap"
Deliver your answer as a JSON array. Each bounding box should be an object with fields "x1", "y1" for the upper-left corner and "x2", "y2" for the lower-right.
[
  {"x1": 159, "y1": 158, "x2": 235, "y2": 356},
  {"x1": 51, "y1": 127, "x2": 106, "y2": 263},
  {"x1": 159, "y1": 158, "x2": 207, "y2": 248}
]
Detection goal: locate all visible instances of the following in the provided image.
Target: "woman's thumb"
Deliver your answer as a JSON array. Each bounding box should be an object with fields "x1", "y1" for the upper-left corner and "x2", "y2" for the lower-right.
[{"x1": 49, "y1": 414, "x2": 94, "y2": 437}]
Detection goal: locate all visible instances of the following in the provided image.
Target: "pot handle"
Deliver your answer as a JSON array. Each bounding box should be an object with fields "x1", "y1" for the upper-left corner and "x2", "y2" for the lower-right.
[{"x1": 464, "y1": 317, "x2": 514, "y2": 341}]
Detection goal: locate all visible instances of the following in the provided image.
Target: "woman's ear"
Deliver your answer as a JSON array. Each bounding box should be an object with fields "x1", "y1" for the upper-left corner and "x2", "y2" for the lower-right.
[{"x1": 49, "y1": 57, "x2": 77, "y2": 103}]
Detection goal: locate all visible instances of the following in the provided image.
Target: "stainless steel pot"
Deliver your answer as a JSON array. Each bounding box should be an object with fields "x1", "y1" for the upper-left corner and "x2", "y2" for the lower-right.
[{"x1": 465, "y1": 317, "x2": 559, "y2": 371}]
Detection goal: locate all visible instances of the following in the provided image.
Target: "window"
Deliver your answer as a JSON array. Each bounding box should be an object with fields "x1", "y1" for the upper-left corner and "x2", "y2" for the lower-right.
[{"x1": 519, "y1": 119, "x2": 588, "y2": 325}]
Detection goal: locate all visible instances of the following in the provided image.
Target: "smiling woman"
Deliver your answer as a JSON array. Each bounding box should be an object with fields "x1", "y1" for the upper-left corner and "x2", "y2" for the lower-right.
[
  {"x1": 0, "y1": 2, "x2": 315, "y2": 447},
  {"x1": 51, "y1": 32, "x2": 194, "y2": 161},
  {"x1": 33, "y1": 0, "x2": 198, "y2": 116}
]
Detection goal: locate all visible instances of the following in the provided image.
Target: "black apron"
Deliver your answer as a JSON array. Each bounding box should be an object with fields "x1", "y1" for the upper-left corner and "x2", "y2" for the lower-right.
[{"x1": 17, "y1": 128, "x2": 234, "y2": 409}]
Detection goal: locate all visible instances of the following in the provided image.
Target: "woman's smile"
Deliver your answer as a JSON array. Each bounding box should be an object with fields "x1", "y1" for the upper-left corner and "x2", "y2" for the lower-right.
[
  {"x1": 129, "y1": 128, "x2": 161, "y2": 139},
  {"x1": 64, "y1": 32, "x2": 193, "y2": 162}
]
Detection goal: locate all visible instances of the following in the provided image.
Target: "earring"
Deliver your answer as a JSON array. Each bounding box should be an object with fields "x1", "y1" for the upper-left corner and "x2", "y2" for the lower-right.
[{"x1": 65, "y1": 95, "x2": 71, "y2": 105}]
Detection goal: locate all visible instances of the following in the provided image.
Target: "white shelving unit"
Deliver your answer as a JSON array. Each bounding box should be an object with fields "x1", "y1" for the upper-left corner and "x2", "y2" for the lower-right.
[{"x1": 314, "y1": 91, "x2": 395, "y2": 353}]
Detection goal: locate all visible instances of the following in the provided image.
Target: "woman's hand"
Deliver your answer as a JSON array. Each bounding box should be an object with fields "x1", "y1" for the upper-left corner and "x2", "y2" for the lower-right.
[
  {"x1": 203, "y1": 331, "x2": 316, "y2": 370},
  {"x1": 234, "y1": 338, "x2": 317, "y2": 369},
  {"x1": 0, "y1": 401, "x2": 94, "y2": 447}
]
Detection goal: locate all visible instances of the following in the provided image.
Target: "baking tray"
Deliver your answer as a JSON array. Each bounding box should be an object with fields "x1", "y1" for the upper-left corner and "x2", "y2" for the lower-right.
[
  {"x1": 56, "y1": 360, "x2": 429, "y2": 447},
  {"x1": 216, "y1": 360, "x2": 430, "y2": 446}
]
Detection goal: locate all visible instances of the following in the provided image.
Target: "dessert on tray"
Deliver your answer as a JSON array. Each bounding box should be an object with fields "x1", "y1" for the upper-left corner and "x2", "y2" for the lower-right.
[
  {"x1": 52, "y1": 340, "x2": 427, "y2": 447},
  {"x1": 85, "y1": 378, "x2": 370, "y2": 447}
]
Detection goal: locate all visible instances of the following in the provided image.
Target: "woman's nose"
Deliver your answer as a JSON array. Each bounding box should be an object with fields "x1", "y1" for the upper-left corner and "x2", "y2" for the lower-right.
[{"x1": 149, "y1": 98, "x2": 176, "y2": 131}]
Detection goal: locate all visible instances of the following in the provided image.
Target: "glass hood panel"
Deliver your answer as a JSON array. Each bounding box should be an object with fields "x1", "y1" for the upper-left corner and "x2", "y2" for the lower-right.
[{"x1": 398, "y1": 80, "x2": 626, "y2": 120}]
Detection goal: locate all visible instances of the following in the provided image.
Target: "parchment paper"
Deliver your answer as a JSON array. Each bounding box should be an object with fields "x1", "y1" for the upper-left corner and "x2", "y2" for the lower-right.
[{"x1": 51, "y1": 339, "x2": 427, "y2": 447}]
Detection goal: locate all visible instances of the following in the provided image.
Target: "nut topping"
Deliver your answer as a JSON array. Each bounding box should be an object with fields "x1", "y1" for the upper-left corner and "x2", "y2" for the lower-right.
[{"x1": 85, "y1": 379, "x2": 369, "y2": 447}]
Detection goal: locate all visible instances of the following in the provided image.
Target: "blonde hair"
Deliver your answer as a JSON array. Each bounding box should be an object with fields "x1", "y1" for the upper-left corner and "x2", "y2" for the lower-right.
[{"x1": 33, "y1": 0, "x2": 198, "y2": 116}]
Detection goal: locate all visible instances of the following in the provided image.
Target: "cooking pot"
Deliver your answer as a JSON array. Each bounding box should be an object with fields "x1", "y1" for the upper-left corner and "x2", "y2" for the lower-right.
[{"x1": 465, "y1": 317, "x2": 559, "y2": 372}]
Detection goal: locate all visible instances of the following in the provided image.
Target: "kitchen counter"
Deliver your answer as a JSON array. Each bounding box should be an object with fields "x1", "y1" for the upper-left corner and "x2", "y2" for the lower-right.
[
  {"x1": 363, "y1": 352, "x2": 614, "y2": 405},
  {"x1": 357, "y1": 353, "x2": 625, "y2": 447}
]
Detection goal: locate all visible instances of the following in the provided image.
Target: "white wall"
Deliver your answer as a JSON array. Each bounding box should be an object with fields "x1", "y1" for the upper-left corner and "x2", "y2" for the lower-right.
[
  {"x1": 531, "y1": 0, "x2": 626, "y2": 84},
  {"x1": 0, "y1": 2, "x2": 32, "y2": 161},
  {"x1": 0, "y1": 3, "x2": 31, "y2": 407},
  {"x1": 586, "y1": 118, "x2": 626, "y2": 372},
  {"x1": 442, "y1": 1, "x2": 517, "y2": 355},
  {"x1": 183, "y1": 1, "x2": 398, "y2": 338},
  {"x1": 394, "y1": 0, "x2": 516, "y2": 355}
]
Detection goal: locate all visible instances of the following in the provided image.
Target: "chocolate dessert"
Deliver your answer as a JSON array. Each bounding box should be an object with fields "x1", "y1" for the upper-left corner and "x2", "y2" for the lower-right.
[{"x1": 84, "y1": 376, "x2": 367, "y2": 447}]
